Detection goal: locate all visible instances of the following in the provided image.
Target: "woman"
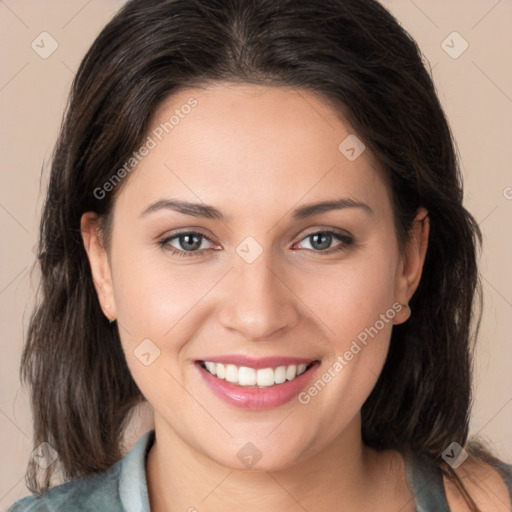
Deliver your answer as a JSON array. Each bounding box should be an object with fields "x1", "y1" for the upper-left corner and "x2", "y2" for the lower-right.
[{"x1": 9, "y1": 0, "x2": 511, "y2": 510}]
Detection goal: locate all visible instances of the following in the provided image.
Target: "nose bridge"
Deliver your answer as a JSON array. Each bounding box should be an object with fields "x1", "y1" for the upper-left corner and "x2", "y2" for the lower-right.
[{"x1": 218, "y1": 241, "x2": 300, "y2": 340}]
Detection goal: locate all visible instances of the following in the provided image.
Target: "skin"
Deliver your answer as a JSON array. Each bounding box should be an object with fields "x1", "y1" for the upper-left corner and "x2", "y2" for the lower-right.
[{"x1": 80, "y1": 81, "x2": 493, "y2": 511}]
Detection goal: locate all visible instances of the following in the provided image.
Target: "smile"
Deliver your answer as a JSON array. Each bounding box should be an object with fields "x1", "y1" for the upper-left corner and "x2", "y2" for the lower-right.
[
  {"x1": 199, "y1": 361, "x2": 313, "y2": 388},
  {"x1": 195, "y1": 355, "x2": 320, "y2": 409}
]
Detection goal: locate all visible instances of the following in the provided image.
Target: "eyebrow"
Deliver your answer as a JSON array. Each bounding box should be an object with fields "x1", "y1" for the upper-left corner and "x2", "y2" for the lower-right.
[{"x1": 139, "y1": 197, "x2": 374, "y2": 221}]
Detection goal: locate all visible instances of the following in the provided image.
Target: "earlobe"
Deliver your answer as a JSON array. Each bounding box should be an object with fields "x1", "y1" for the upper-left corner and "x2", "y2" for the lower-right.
[
  {"x1": 393, "y1": 207, "x2": 430, "y2": 325},
  {"x1": 395, "y1": 303, "x2": 411, "y2": 324},
  {"x1": 80, "y1": 212, "x2": 117, "y2": 322}
]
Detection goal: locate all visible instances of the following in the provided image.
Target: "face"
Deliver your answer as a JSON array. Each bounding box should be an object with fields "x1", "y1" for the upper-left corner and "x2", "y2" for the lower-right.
[{"x1": 82, "y1": 82, "x2": 428, "y2": 471}]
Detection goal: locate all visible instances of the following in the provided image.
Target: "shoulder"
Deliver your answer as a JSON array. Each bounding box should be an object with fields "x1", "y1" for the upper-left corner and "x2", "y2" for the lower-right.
[
  {"x1": 442, "y1": 456, "x2": 512, "y2": 512},
  {"x1": 7, "y1": 429, "x2": 155, "y2": 512},
  {"x1": 6, "y1": 463, "x2": 122, "y2": 512}
]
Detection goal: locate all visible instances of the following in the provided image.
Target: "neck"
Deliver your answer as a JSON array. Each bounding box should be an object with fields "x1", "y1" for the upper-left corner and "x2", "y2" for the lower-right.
[{"x1": 146, "y1": 412, "x2": 399, "y2": 512}]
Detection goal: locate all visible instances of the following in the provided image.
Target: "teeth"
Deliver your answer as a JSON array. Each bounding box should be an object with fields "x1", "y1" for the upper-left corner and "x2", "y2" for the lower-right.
[
  {"x1": 216, "y1": 363, "x2": 226, "y2": 379},
  {"x1": 256, "y1": 368, "x2": 275, "y2": 387},
  {"x1": 286, "y1": 365, "x2": 297, "y2": 380},
  {"x1": 238, "y1": 366, "x2": 256, "y2": 386},
  {"x1": 274, "y1": 366, "x2": 287, "y2": 384},
  {"x1": 202, "y1": 361, "x2": 311, "y2": 387},
  {"x1": 225, "y1": 364, "x2": 238, "y2": 383}
]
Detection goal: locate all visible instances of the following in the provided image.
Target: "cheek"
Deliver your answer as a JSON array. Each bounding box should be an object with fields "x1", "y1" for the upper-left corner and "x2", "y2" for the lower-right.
[
  {"x1": 111, "y1": 243, "x2": 211, "y2": 332},
  {"x1": 294, "y1": 243, "x2": 398, "y2": 412},
  {"x1": 110, "y1": 251, "x2": 205, "y2": 410},
  {"x1": 296, "y1": 245, "x2": 398, "y2": 346}
]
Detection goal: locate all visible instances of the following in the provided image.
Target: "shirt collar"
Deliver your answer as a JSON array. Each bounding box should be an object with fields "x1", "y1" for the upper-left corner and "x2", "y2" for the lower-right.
[{"x1": 119, "y1": 429, "x2": 155, "y2": 512}]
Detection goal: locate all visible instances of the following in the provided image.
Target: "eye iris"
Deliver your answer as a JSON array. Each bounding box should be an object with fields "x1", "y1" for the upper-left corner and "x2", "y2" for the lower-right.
[
  {"x1": 180, "y1": 233, "x2": 202, "y2": 251},
  {"x1": 311, "y1": 233, "x2": 332, "y2": 250}
]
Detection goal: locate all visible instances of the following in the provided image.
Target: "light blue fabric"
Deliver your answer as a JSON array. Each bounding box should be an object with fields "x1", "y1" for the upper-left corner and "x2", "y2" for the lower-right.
[
  {"x1": 405, "y1": 452, "x2": 451, "y2": 512},
  {"x1": 7, "y1": 430, "x2": 155, "y2": 511},
  {"x1": 8, "y1": 429, "x2": 512, "y2": 511}
]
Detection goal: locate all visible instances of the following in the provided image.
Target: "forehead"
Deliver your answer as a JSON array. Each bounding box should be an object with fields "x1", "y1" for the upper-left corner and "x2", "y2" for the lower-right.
[{"x1": 116, "y1": 82, "x2": 392, "y2": 222}]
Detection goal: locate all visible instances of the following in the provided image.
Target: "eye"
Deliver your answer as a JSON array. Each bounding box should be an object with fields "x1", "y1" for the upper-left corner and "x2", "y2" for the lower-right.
[
  {"x1": 159, "y1": 231, "x2": 216, "y2": 257},
  {"x1": 158, "y1": 229, "x2": 354, "y2": 258},
  {"x1": 294, "y1": 230, "x2": 354, "y2": 254}
]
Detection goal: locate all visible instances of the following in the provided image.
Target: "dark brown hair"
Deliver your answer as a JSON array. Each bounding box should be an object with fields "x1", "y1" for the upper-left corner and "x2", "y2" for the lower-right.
[{"x1": 22, "y1": 0, "x2": 501, "y2": 508}]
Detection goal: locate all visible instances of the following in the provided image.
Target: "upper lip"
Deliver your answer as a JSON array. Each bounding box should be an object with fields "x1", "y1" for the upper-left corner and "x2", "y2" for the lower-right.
[{"x1": 196, "y1": 355, "x2": 318, "y2": 369}]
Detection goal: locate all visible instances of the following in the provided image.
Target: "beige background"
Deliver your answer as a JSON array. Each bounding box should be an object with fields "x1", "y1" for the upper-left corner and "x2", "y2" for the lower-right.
[{"x1": 1, "y1": 0, "x2": 511, "y2": 507}]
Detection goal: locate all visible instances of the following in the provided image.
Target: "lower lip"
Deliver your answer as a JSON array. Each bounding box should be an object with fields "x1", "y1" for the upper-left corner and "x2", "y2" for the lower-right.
[{"x1": 196, "y1": 362, "x2": 320, "y2": 410}]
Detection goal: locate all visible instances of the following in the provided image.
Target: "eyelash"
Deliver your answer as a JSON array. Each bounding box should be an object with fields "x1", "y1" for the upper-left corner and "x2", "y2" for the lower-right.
[{"x1": 158, "y1": 230, "x2": 354, "y2": 258}]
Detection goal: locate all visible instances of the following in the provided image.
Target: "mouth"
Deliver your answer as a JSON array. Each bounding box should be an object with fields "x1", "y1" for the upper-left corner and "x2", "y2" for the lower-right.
[
  {"x1": 194, "y1": 357, "x2": 320, "y2": 409},
  {"x1": 198, "y1": 360, "x2": 316, "y2": 388}
]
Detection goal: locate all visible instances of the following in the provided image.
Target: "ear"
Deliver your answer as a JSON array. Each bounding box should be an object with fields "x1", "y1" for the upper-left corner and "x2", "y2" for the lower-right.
[
  {"x1": 80, "y1": 212, "x2": 117, "y2": 322},
  {"x1": 393, "y1": 207, "x2": 429, "y2": 325}
]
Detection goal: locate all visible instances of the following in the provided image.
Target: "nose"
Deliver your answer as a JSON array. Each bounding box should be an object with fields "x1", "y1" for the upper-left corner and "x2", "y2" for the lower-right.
[{"x1": 218, "y1": 253, "x2": 301, "y2": 341}]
